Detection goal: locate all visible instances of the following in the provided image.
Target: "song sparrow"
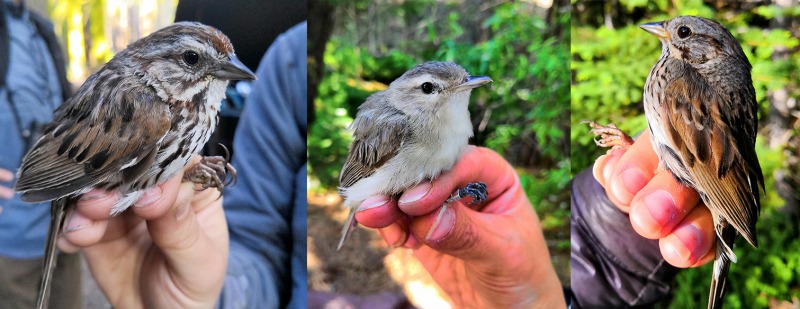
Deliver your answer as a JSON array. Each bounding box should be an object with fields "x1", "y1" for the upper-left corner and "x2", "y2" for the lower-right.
[
  {"x1": 587, "y1": 16, "x2": 763, "y2": 309},
  {"x1": 14, "y1": 22, "x2": 256, "y2": 308},
  {"x1": 337, "y1": 62, "x2": 492, "y2": 250}
]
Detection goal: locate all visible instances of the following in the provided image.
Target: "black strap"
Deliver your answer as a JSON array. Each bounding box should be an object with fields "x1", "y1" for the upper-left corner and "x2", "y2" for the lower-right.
[
  {"x1": 0, "y1": 3, "x2": 9, "y2": 90},
  {"x1": 0, "y1": 2, "x2": 70, "y2": 100}
]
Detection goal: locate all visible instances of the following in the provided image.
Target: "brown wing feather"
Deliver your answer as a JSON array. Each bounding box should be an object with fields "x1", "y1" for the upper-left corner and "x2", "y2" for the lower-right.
[
  {"x1": 339, "y1": 92, "x2": 408, "y2": 190},
  {"x1": 15, "y1": 84, "x2": 170, "y2": 202},
  {"x1": 663, "y1": 69, "x2": 761, "y2": 247}
]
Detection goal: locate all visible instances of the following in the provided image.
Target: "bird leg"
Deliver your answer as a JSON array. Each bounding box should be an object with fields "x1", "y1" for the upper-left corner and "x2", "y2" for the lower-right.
[
  {"x1": 583, "y1": 120, "x2": 634, "y2": 149},
  {"x1": 183, "y1": 145, "x2": 237, "y2": 192},
  {"x1": 446, "y1": 182, "x2": 488, "y2": 206}
]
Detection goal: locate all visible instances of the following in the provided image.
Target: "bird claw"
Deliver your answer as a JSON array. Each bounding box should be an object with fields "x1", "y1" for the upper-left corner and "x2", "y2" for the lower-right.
[
  {"x1": 446, "y1": 182, "x2": 488, "y2": 206},
  {"x1": 582, "y1": 120, "x2": 634, "y2": 149},
  {"x1": 183, "y1": 144, "x2": 237, "y2": 193}
]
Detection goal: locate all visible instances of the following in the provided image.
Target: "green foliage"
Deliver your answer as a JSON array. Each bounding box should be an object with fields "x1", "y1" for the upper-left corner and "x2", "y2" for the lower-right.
[
  {"x1": 309, "y1": 2, "x2": 571, "y2": 228},
  {"x1": 573, "y1": 0, "x2": 799, "y2": 306},
  {"x1": 520, "y1": 162, "x2": 571, "y2": 231},
  {"x1": 669, "y1": 208, "x2": 800, "y2": 308}
]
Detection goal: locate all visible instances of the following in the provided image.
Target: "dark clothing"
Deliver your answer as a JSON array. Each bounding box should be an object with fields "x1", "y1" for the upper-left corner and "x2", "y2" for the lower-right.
[
  {"x1": 174, "y1": 0, "x2": 307, "y2": 72},
  {"x1": 570, "y1": 169, "x2": 679, "y2": 308},
  {"x1": 0, "y1": 253, "x2": 82, "y2": 309}
]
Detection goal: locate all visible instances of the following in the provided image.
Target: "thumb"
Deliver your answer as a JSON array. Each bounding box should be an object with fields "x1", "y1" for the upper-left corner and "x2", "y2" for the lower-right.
[{"x1": 410, "y1": 201, "x2": 507, "y2": 262}]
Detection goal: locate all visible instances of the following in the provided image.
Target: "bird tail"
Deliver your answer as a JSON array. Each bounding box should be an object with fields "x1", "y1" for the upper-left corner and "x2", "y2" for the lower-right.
[
  {"x1": 708, "y1": 252, "x2": 730, "y2": 309},
  {"x1": 37, "y1": 197, "x2": 68, "y2": 309},
  {"x1": 708, "y1": 223, "x2": 738, "y2": 309},
  {"x1": 337, "y1": 208, "x2": 357, "y2": 251}
]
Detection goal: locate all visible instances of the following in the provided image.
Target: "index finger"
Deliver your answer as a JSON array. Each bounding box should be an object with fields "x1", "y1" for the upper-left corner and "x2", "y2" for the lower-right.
[
  {"x1": 593, "y1": 130, "x2": 660, "y2": 212},
  {"x1": 0, "y1": 168, "x2": 13, "y2": 182}
]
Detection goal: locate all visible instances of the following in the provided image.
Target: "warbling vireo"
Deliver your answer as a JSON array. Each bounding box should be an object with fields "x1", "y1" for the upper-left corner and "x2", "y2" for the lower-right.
[{"x1": 337, "y1": 61, "x2": 492, "y2": 250}]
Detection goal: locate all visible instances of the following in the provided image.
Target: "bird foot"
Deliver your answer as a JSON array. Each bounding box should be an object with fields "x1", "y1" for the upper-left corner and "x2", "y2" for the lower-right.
[
  {"x1": 183, "y1": 145, "x2": 237, "y2": 192},
  {"x1": 583, "y1": 120, "x2": 634, "y2": 149},
  {"x1": 446, "y1": 182, "x2": 487, "y2": 206}
]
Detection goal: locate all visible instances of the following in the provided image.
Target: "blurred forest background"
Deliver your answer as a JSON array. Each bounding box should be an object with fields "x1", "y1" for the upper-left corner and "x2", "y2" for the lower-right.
[
  {"x1": 27, "y1": 0, "x2": 176, "y2": 85},
  {"x1": 571, "y1": 0, "x2": 800, "y2": 308},
  {"x1": 307, "y1": 0, "x2": 571, "y2": 306}
]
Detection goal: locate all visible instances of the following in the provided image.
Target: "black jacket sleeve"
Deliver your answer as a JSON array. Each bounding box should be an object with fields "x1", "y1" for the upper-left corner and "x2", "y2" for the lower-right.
[{"x1": 570, "y1": 168, "x2": 679, "y2": 308}]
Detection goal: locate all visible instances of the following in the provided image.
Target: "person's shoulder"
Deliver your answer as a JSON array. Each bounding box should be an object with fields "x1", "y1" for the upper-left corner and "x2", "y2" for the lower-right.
[
  {"x1": 278, "y1": 21, "x2": 306, "y2": 50},
  {"x1": 27, "y1": 9, "x2": 54, "y2": 30}
]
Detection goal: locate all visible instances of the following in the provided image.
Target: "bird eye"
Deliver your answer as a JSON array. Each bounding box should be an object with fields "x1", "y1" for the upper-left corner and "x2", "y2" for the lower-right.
[
  {"x1": 421, "y1": 82, "x2": 434, "y2": 94},
  {"x1": 182, "y1": 51, "x2": 200, "y2": 65},
  {"x1": 677, "y1": 26, "x2": 692, "y2": 39}
]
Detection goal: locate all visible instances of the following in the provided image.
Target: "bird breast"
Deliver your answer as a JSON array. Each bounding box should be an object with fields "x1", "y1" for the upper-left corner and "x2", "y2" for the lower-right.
[
  {"x1": 376, "y1": 93, "x2": 473, "y2": 194},
  {"x1": 644, "y1": 56, "x2": 696, "y2": 187},
  {"x1": 141, "y1": 79, "x2": 226, "y2": 188}
]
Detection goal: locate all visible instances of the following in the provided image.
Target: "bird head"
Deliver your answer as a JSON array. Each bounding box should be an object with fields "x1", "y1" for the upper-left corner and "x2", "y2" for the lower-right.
[
  {"x1": 385, "y1": 61, "x2": 492, "y2": 114},
  {"x1": 640, "y1": 16, "x2": 750, "y2": 71},
  {"x1": 119, "y1": 22, "x2": 256, "y2": 102}
]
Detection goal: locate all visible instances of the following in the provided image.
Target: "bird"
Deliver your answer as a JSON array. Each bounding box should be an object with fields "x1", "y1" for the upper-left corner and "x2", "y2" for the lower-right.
[
  {"x1": 337, "y1": 61, "x2": 492, "y2": 250},
  {"x1": 586, "y1": 16, "x2": 763, "y2": 309},
  {"x1": 13, "y1": 21, "x2": 256, "y2": 309}
]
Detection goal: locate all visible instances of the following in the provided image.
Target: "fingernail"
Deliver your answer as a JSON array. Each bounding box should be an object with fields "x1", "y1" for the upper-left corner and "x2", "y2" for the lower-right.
[
  {"x1": 601, "y1": 152, "x2": 622, "y2": 184},
  {"x1": 612, "y1": 168, "x2": 647, "y2": 200},
  {"x1": 644, "y1": 190, "x2": 677, "y2": 228},
  {"x1": 65, "y1": 212, "x2": 90, "y2": 234},
  {"x1": 356, "y1": 196, "x2": 389, "y2": 212},
  {"x1": 425, "y1": 206, "x2": 455, "y2": 242},
  {"x1": 593, "y1": 154, "x2": 608, "y2": 182},
  {"x1": 79, "y1": 191, "x2": 110, "y2": 201},
  {"x1": 664, "y1": 223, "x2": 703, "y2": 263},
  {"x1": 399, "y1": 182, "x2": 432, "y2": 204},
  {"x1": 134, "y1": 187, "x2": 162, "y2": 207},
  {"x1": 379, "y1": 223, "x2": 408, "y2": 248}
]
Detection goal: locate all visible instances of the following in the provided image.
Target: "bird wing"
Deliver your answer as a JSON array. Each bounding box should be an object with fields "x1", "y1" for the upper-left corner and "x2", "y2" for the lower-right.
[
  {"x1": 661, "y1": 66, "x2": 762, "y2": 247},
  {"x1": 339, "y1": 93, "x2": 409, "y2": 190},
  {"x1": 15, "y1": 84, "x2": 170, "y2": 202}
]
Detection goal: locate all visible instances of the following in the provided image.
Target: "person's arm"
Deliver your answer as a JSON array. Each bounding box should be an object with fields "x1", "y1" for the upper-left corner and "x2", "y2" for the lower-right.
[{"x1": 217, "y1": 22, "x2": 308, "y2": 308}]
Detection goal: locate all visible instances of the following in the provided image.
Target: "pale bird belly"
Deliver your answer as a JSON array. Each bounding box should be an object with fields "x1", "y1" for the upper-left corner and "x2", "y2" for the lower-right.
[
  {"x1": 341, "y1": 146, "x2": 462, "y2": 209},
  {"x1": 110, "y1": 104, "x2": 218, "y2": 214},
  {"x1": 155, "y1": 110, "x2": 217, "y2": 185},
  {"x1": 342, "y1": 125, "x2": 469, "y2": 208}
]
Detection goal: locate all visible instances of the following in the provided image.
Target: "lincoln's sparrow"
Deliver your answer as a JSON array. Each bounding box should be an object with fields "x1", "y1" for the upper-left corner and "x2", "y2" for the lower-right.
[{"x1": 587, "y1": 16, "x2": 763, "y2": 309}]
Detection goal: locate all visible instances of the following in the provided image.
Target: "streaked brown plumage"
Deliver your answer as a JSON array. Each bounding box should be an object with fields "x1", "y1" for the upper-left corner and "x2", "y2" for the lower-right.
[
  {"x1": 589, "y1": 16, "x2": 763, "y2": 309},
  {"x1": 14, "y1": 22, "x2": 255, "y2": 309}
]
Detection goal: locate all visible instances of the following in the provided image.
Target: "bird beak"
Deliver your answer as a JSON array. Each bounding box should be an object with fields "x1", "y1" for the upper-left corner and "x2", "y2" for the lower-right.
[
  {"x1": 455, "y1": 75, "x2": 493, "y2": 92},
  {"x1": 640, "y1": 21, "x2": 669, "y2": 39},
  {"x1": 212, "y1": 54, "x2": 257, "y2": 80}
]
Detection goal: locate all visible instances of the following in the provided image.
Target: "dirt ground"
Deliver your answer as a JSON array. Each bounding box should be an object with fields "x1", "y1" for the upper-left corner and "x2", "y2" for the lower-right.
[{"x1": 307, "y1": 192, "x2": 571, "y2": 307}]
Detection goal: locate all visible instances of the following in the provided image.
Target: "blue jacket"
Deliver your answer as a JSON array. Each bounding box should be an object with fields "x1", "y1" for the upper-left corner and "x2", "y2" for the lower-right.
[
  {"x1": 217, "y1": 22, "x2": 307, "y2": 309},
  {"x1": 0, "y1": 1, "x2": 69, "y2": 259}
]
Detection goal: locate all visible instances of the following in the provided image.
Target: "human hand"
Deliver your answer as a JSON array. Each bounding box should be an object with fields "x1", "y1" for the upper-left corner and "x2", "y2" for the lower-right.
[
  {"x1": 354, "y1": 146, "x2": 564, "y2": 309},
  {"x1": 592, "y1": 129, "x2": 716, "y2": 268},
  {"x1": 57, "y1": 156, "x2": 229, "y2": 308},
  {"x1": 0, "y1": 168, "x2": 14, "y2": 205}
]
